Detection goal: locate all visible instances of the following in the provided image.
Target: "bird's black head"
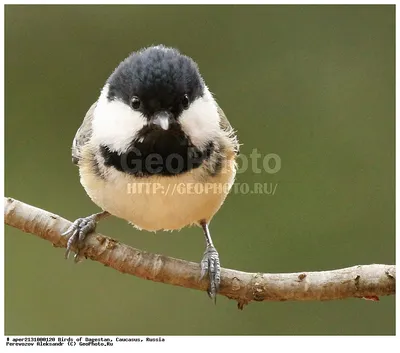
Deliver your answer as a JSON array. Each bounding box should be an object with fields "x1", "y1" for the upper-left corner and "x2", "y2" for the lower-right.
[
  {"x1": 97, "y1": 46, "x2": 215, "y2": 177},
  {"x1": 106, "y1": 45, "x2": 205, "y2": 120}
]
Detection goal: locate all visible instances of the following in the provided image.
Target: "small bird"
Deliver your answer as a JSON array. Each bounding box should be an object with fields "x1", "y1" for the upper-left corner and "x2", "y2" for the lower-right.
[{"x1": 63, "y1": 45, "x2": 239, "y2": 300}]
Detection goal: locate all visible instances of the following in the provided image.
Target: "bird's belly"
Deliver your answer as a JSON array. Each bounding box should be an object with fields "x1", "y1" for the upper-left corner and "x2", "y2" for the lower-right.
[{"x1": 79, "y1": 167, "x2": 235, "y2": 231}]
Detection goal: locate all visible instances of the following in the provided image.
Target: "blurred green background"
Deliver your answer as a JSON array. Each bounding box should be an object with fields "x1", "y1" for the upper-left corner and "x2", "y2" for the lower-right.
[{"x1": 4, "y1": 5, "x2": 395, "y2": 335}]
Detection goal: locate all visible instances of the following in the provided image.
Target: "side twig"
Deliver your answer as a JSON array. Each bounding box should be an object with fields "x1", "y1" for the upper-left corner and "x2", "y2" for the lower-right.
[{"x1": 4, "y1": 197, "x2": 395, "y2": 309}]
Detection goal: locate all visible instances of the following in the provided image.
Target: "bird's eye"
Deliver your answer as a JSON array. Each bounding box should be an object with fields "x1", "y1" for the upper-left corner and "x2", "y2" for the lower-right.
[
  {"x1": 131, "y1": 96, "x2": 141, "y2": 110},
  {"x1": 182, "y1": 94, "x2": 190, "y2": 110}
]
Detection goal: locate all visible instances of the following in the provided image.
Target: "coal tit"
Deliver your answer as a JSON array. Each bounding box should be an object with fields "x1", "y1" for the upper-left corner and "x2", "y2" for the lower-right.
[{"x1": 63, "y1": 45, "x2": 239, "y2": 300}]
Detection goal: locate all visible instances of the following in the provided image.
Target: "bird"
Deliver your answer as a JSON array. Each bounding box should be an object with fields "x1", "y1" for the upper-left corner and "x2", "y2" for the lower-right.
[{"x1": 62, "y1": 45, "x2": 239, "y2": 300}]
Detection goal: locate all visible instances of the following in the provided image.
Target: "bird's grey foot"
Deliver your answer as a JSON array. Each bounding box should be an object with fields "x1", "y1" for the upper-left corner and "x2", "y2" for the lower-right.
[
  {"x1": 200, "y1": 245, "x2": 221, "y2": 302},
  {"x1": 62, "y1": 215, "x2": 99, "y2": 262}
]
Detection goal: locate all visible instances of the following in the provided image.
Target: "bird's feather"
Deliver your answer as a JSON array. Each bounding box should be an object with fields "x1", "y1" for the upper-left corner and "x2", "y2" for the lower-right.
[
  {"x1": 217, "y1": 104, "x2": 240, "y2": 155},
  {"x1": 71, "y1": 102, "x2": 97, "y2": 165}
]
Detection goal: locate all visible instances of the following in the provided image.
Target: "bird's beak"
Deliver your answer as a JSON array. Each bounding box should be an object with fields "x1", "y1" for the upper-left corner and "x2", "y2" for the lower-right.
[{"x1": 151, "y1": 111, "x2": 171, "y2": 131}]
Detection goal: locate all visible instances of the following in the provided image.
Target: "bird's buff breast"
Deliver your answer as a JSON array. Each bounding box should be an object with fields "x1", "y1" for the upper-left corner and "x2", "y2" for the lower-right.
[{"x1": 79, "y1": 161, "x2": 236, "y2": 231}]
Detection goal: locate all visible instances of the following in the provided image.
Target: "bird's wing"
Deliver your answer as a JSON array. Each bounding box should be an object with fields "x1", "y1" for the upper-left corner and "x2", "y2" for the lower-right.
[
  {"x1": 71, "y1": 102, "x2": 97, "y2": 165},
  {"x1": 217, "y1": 104, "x2": 240, "y2": 155}
]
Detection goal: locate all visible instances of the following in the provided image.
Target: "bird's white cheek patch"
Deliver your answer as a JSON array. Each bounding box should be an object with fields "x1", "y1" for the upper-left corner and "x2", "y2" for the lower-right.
[
  {"x1": 180, "y1": 89, "x2": 221, "y2": 148},
  {"x1": 92, "y1": 84, "x2": 147, "y2": 153}
]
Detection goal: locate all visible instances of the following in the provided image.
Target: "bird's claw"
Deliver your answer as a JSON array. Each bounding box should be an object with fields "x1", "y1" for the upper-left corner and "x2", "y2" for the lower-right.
[
  {"x1": 200, "y1": 246, "x2": 221, "y2": 303},
  {"x1": 61, "y1": 216, "x2": 97, "y2": 261}
]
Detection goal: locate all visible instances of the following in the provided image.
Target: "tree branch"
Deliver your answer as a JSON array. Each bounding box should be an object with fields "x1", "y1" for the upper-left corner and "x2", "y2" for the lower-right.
[{"x1": 4, "y1": 197, "x2": 395, "y2": 308}]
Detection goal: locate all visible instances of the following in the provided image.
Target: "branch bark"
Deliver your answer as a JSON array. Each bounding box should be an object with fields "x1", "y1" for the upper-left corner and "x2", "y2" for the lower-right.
[{"x1": 4, "y1": 197, "x2": 395, "y2": 308}]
